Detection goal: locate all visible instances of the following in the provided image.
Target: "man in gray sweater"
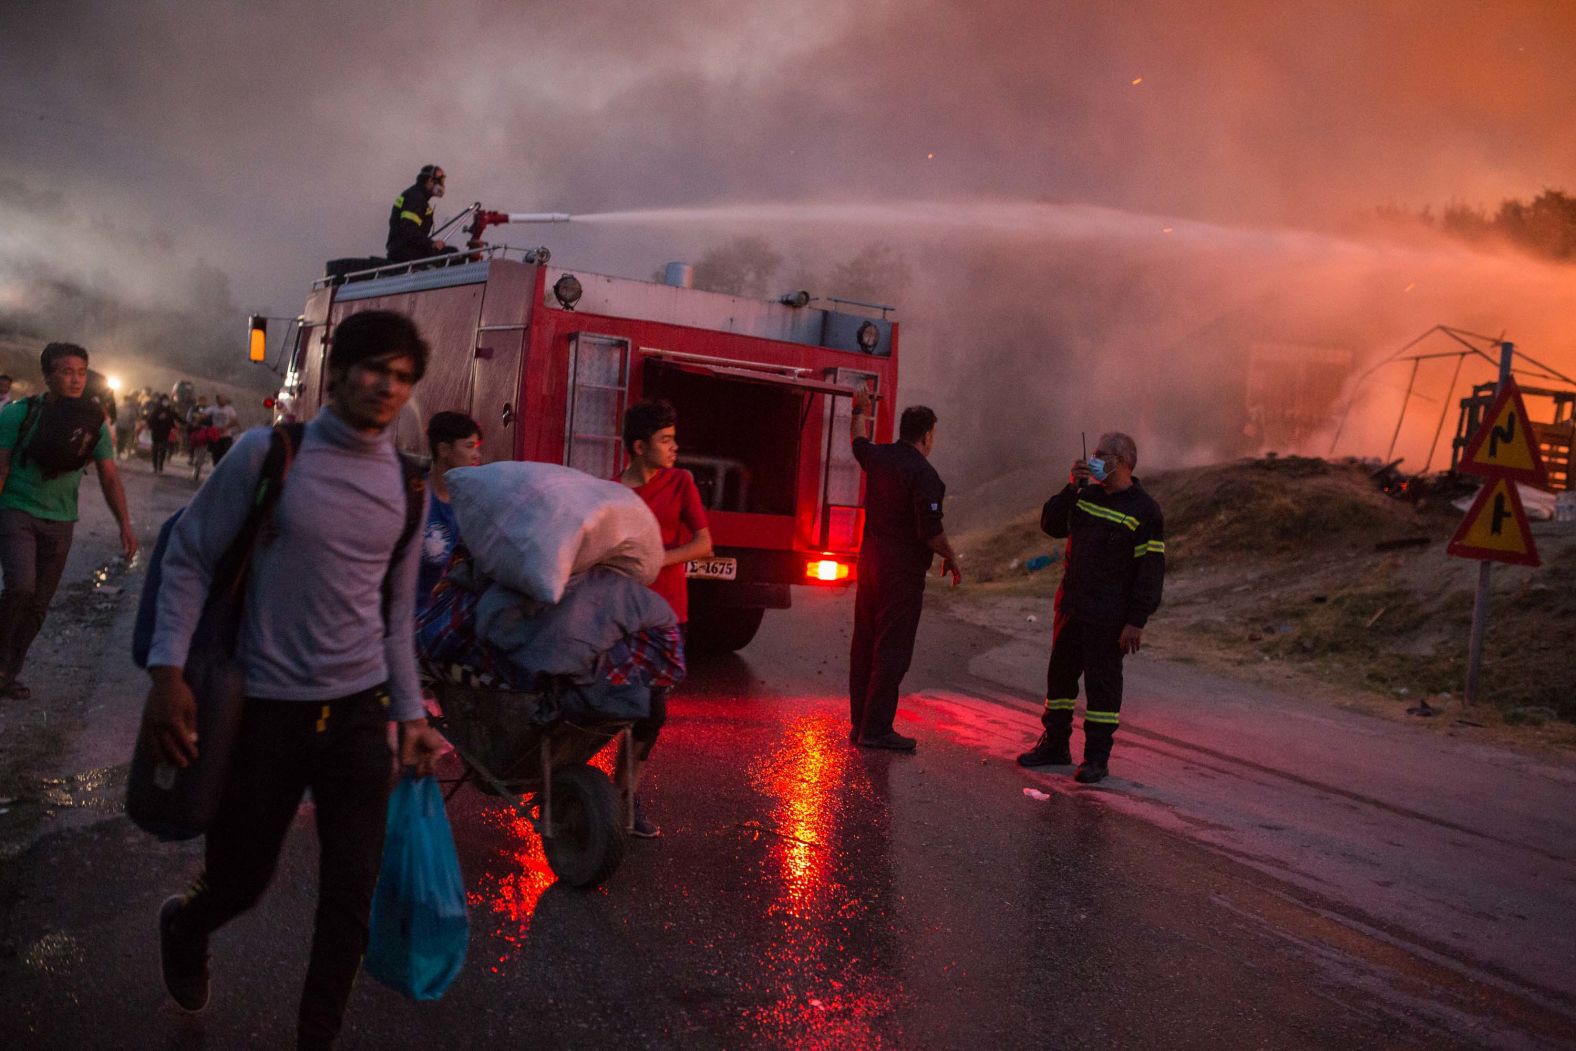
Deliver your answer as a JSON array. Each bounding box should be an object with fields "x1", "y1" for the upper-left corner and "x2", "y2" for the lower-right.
[{"x1": 143, "y1": 310, "x2": 447, "y2": 1050}]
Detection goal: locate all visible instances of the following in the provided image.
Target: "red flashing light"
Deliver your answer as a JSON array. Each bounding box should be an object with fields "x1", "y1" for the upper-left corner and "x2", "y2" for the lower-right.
[{"x1": 806, "y1": 559, "x2": 850, "y2": 582}]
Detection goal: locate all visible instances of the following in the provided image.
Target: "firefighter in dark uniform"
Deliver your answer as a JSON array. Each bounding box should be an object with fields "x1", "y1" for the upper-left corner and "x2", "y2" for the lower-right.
[
  {"x1": 1017, "y1": 431, "x2": 1164, "y2": 782},
  {"x1": 386, "y1": 164, "x2": 456, "y2": 263},
  {"x1": 847, "y1": 385, "x2": 961, "y2": 752}
]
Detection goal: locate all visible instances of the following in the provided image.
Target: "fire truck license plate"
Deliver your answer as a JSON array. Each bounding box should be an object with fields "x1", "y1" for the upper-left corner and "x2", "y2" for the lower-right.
[{"x1": 686, "y1": 558, "x2": 737, "y2": 580}]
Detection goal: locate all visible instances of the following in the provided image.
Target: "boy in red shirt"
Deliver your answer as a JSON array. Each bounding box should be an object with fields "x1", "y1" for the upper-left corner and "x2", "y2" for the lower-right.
[{"x1": 618, "y1": 399, "x2": 712, "y2": 837}]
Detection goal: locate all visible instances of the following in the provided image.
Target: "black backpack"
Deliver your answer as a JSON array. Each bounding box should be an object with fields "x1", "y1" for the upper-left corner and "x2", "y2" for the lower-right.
[
  {"x1": 127, "y1": 423, "x2": 424, "y2": 841},
  {"x1": 15, "y1": 394, "x2": 106, "y2": 478},
  {"x1": 131, "y1": 423, "x2": 426, "y2": 668}
]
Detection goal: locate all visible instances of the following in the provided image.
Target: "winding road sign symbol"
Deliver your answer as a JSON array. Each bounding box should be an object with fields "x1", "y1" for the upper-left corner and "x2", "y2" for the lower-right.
[{"x1": 1457, "y1": 379, "x2": 1550, "y2": 486}]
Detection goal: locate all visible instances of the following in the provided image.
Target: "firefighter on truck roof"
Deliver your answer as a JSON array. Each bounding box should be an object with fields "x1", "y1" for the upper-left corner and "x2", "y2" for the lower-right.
[{"x1": 386, "y1": 164, "x2": 456, "y2": 264}]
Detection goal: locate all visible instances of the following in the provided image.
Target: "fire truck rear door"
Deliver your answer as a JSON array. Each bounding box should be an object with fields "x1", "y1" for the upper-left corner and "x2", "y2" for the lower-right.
[{"x1": 469, "y1": 265, "x2": 537, "y2": 462}]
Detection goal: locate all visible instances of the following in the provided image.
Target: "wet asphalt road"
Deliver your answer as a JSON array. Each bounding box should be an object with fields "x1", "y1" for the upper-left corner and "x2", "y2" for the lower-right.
[{"x1": 2, "y1": 459, "x2": 1574, "y2": 1049}]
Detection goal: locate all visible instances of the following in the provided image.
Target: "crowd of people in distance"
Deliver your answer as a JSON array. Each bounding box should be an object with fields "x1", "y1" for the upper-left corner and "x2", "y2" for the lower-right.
[{"x1": 114, "y1": 385, "x2": 244, "y2": 478}]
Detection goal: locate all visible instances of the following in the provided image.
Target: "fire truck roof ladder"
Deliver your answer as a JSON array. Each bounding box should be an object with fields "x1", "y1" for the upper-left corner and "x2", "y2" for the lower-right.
[
  {"x1": 642, "y1": 350, "x2": 860, "y2": 397},
  {"x1": 641, "y1": 348, "x2": 810, "y2": 377}
]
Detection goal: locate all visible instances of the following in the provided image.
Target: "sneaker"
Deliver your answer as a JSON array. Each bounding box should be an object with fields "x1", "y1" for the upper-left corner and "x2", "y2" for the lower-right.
[
  {"x1": 630, "y1": 795, "x2": 661, "y2": 839},
  {"x1": 1074, "y1": 762, "x2": 1109, "y2": 784},
  {"x1": 1016, "y1": 733, "x2": 1073, "y2": 768},
  {"x1": 857, "y1": 731, "x2": 918, "y2": 752},
  {"x1": 159, "y1": 895, "x2": 210, "y2": 1012}
]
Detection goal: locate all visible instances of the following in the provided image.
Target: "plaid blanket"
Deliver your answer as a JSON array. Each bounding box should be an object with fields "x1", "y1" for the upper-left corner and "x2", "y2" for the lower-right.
[
  {"x1": 600, "y1": 623, "x2": 685, "y2": 688},
  {"x1": 417, "y1": 555, "x2": 686, "y2": 691}
]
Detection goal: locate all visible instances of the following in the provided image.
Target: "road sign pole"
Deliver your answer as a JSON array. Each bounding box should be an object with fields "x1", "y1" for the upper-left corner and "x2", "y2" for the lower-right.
[
  {"x1": 1464, "y1": 341, "x2": 1514, "y2": 706},
  {"x1": 1464, "y1": 562, "x2": 1491, "y2": 705}
]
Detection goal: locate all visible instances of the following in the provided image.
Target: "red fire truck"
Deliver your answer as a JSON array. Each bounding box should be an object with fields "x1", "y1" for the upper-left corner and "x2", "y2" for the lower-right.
[{"x1": 267, "y1": 242, "x2": 899, "y2": 651}]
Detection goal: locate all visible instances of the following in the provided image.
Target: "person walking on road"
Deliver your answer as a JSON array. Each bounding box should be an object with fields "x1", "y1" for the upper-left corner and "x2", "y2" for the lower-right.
[
  {"x1": 114, "y1": 393, "x2": 137, "y2": 457},
  {"x1": 1017, "y1": 432, "x2": 1165, "y2": 783},
  {"x1": 847, "y1": 386, "x2": 960, "y2": 752},
  {"x1": 207, "y1": 393, "x2": 240, "y2": 464},
  {"x1": 143, "y1": 310, "x2": 446, "y2": 1050},
  {"x1": 0, "y1": 342, "x2": 137, "y2": 700},
  {"x1": 617, "y1": 399, "x2": 713, "y2": 837},
  {"x1": 147, "y1": 397, "x2": 180, "y2": 475}
]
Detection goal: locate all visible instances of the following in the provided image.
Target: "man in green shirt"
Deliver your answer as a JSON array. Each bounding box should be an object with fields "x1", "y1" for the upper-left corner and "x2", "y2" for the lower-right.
[{"x1": 0, "y1": 342, "x2": 137, "y2": 699}]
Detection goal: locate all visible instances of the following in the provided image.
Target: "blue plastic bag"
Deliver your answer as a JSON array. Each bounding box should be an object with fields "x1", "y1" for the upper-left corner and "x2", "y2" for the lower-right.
[{"x1": 365, "y1": 775, "x2": 469, "y2": 1001}]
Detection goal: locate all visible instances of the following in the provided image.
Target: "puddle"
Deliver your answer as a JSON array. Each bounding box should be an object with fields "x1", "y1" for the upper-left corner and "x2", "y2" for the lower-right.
[
  {"x1": 35, "y1": 764, "x2": 128, "y2": 816},
  {"x1": 40, "y1": 561, "x2": 137, "y2": 646},
  {"x1": 21, "y1": 931, "x2": 83, "y2": 976}
]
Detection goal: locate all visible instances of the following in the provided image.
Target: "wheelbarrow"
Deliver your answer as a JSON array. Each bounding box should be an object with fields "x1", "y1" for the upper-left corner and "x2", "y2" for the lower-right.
[{"x1": 428, "y1": 679, "x2": 644, "y2": 888}]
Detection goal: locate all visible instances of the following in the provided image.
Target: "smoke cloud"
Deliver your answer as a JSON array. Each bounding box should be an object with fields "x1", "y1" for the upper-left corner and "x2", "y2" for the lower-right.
[{"x1": 3, "y1": 1, "x2": 1575, "y2": 477}]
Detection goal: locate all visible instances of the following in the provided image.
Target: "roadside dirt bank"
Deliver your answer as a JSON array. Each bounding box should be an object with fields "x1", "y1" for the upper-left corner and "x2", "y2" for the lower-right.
[{"x1": 944, "y1": 456, "x2": 1576, "y2": 754}]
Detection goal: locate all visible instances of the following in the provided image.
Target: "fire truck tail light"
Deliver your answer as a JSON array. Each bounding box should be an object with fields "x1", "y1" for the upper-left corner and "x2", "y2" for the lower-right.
[{"x1": 807, "y1": 559, "x2": 851, "y2": 582}]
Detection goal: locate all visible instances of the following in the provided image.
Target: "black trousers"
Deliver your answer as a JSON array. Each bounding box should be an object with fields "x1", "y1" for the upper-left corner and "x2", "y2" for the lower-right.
[
  {"x1": 848, "y1": 558, "x2": 926, "y2": 739},
  {"x1": 0, "y1": 509, "x2": 74, "y2": 684},
  {"x1": 166, "y1": 688, "x2": 394, "y2": 1050},
  {"x1": 210, "y1": 436, "x2": 235, "y2": 464},
  {"x1": 151, "y1": 438, "x2": 171, "y2": 473},
  {"x1": 1041, "y1": 613, "x2": 1125, "y2": 764}
]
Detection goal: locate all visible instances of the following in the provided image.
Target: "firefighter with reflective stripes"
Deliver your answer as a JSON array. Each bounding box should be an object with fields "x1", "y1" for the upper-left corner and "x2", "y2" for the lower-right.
[
  {"x1": 385, "y1": 164, "x2": 454, "y2": 263},
  {"x1": 1017, "y1": 431, "x2": 1164, "y2": 783}
]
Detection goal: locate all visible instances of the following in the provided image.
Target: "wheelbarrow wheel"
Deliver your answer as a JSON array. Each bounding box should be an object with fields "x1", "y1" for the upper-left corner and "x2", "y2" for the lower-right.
[{"x1": 542, "y1": 763, "x2": 626, "y2": 887}]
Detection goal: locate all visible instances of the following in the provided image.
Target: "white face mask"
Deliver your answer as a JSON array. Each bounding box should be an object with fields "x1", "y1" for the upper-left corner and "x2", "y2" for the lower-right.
[{"x1": 430, "y1": 178, "x2": 446, "y2": 198}]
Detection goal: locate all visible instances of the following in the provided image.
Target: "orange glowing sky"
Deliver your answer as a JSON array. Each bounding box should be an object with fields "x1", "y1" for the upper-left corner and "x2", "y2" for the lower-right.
[
  {"x1": 5, "y1": 0, "x2": 1575, "y2": 301},
  {"x1": 3, "y1": 1, "x2": 1574, "y2": 467}
]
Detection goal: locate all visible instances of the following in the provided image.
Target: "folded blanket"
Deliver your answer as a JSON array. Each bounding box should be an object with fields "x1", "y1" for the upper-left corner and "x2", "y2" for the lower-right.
[
  {"x1": 476, "y1": 565, "x2": 677, "y2": 682},
  {"x1": 417, "y1": 552, "x2": 684, "y2": 690}
]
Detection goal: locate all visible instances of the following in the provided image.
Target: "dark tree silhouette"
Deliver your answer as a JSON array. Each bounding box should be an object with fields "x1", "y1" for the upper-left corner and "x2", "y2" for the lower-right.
[
  {"x1": 1390, "y1": 189, "x2": 1576, "y2": 262},
  {"x1": 691, "y1": 237, "x2": 784, "y2": 297}
]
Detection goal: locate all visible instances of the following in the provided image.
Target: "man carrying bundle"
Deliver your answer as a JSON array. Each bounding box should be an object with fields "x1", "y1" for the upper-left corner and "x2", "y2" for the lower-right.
[
  {"x1": 144, "y1": 311, "x2": 446, "y2": 1049},
  {"x1": 0, "y1": 342, "x2": 136, "y2": 700}
]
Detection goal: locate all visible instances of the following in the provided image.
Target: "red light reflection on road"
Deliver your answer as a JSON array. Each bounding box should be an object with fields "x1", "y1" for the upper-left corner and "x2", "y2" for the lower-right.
[
  {"x1": 743, "y1": 708, "x2": 897, "y2": 1049},
  {"x1": 468, "y1": 806, "x2": 555, "y2": 972},
  {"x1": 465, "y1": 737, "x2": 622, "y2": 971},
  {"x1": 770, "y1": 717, "x2": 836, "y2": 917}
]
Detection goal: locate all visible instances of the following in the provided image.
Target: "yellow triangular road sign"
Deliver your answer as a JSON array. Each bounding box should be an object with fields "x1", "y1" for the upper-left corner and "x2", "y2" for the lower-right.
[
  {"x1": 1447, "y1": 477, "x2": 1540, "y2": 567},
  {"x1": 1458, "y1": 379, "x2": 1550, "y2": 486}
]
